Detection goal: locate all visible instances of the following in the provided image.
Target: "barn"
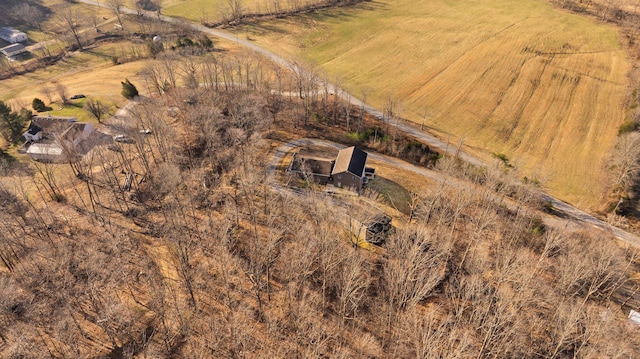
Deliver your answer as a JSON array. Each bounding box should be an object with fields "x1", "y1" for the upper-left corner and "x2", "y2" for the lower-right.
[{"x1": 331, "y1": 146, "x2": 368, "y2": 191}]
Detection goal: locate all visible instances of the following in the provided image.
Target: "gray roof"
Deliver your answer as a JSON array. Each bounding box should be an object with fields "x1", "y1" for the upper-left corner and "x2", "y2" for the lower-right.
[
  {"x1": 291, "y1": 155, "x2": 334, "y2": 177},
  {"x1": 0, "y1": 27, "x2": 24, "y2": 35},
  {"x1": 0, "y1": 27, "x2": 27, "y2": 39},
  {"x1": 26, "y1": 143, "x2": 63, "y2": 156},
  {"x1": 332, "y1": 146, "x2": 368, "y2": 177},
  {"x1": 32, "y1": 116, "x2": 77, "y2": 129}
]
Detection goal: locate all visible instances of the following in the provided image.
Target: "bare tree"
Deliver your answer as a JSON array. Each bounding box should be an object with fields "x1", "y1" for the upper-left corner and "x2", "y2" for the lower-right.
[
  {"x1": 337, "y1": 251, "x2": 369, "y2": 328},
  {"x1": 54, "y1": 82, "x2": 69, "y2": 104},
  {"x1": 609, "y1": 132, "x2": 640, "y2": 210},
  {"x1": 180, "y1": 58, "x2": 199, "y2": 90},
  {"x1": 12, "y1": 3, "x2": 45, "y2": 31},
  {"x1": 224, "y1": 0, "x2": 244, "y2": 25},
  {"x1": 106, "y1": 0, "x2": 126, "y2": 31},
  {"x1": 58, "y1": 6, "x2": 84, "y2": 51},
  {"x1": 32, "y1": 161, "x2": 65, "y2": 202},
  {"x1": 84, "y1": 98, "x2": 109, "y2": 123},
  {"x1": 41, "y1": 85, "x2": 54, "y2": 105},
  {"x1": 383, "y1": 95, "x2": 396, "y2": 136}
]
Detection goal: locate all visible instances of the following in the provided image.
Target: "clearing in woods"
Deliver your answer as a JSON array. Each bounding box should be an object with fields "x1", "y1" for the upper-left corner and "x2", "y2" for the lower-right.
[{"x1": 243, "y1": 0, "x2": 630, "y2": 210}]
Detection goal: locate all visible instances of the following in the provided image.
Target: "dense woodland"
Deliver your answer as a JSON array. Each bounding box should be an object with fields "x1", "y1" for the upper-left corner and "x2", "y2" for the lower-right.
[{"x1": 0, "y1": 72, "x2": 640, "y2": 357}]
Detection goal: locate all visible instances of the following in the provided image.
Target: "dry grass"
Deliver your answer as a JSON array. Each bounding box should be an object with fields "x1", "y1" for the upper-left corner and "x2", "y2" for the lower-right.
[
  {"x1": 0, "y1": 55, "x2": 150, "y2": 106},
  {"x1": 162, "y1": 0, "x2": 268, "y2": 22},
  {"x1": 367, "y1": 175, "x2": 411, "y2": 215},
  {"x1": 248, "y1": 0, "x2": 631, "y2": 210},
  {"x1": 0, "y1": 37, "x2": 248, "y2": 109}
]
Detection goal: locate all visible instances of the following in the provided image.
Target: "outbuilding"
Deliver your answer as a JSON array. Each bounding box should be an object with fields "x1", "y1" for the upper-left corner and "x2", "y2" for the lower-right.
[
  {"x1": 0, "y1": 27, "x2": 28, "y2": 44},
  {"x1": 1, "y1": 43, "x2": 27, "y2": 59}
]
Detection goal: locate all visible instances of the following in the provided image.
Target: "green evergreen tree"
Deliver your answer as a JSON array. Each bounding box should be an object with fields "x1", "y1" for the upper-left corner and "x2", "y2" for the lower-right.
[
  {"x1": 121, "y1": 79, "x2": 139, "y2": 99},
  {"x1": 0, "y1": 102, "x2": 30, "y2": 144},
  {"x1": 32, "y1": 98, "x2": 46, "y2": 112}
]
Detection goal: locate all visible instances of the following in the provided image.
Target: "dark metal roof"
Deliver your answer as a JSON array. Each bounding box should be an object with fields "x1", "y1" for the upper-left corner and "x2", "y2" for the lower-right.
[
  {"x1": 1, "y1": 43, "x2": 25, "y2": 55},
  {"x1": 26, "y1": 123, "x2": 42, "y2": 135},
  {"x1": 332, "y1": 146, "x2": 368, "y2": 177}
]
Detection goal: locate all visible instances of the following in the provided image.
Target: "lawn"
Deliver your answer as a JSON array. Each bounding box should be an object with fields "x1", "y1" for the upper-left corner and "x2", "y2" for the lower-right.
[
  {"x1": 367, "y1": 176, "x2": 411, "y2": 215},
  {"x1": 42, "y1": 98, "x2": 94, "y2": 122},
  {"x1": 245, "y1": 0, "x2": 630, "y2": 210}
]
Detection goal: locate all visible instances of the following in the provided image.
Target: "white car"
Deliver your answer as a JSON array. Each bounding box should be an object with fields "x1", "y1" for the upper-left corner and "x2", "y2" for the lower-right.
[{"x1": 113, "y1": 134, "x2": 134, "y2": 143}]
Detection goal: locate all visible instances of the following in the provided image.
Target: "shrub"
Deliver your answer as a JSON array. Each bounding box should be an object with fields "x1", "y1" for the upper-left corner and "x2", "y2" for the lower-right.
[
  {"x1": 136, "y1": 0, "x2": 159, "y2": 11},
  {"x1": 0, "y1": 102, "x2": 30, "y2": 144},
  {"x1": 492, "y1": 152, "x2": 512, "y2": 167},
  {"x1": 199, "y1": 36, "x2": 213, "y2": 48},
  {"x1": 346, "y1": 128, "x2": 379, "y2": 143},
  {"x1": 121, "y1": 79, "x2": 139, "y2": 99},
  {"x1": 147, "y1": 40, "x2": 164, "y2": 58},
  {"x1": 32, "y1": 98, "x2": 46, "y2": 112},
  {"x1": 618, "y1": 120, "x2": 637, "y2": 135}
]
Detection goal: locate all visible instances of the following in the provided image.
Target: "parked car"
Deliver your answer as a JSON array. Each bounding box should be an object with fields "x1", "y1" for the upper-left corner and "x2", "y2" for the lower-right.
[
  {"x1": 113, "y1": 134, "x2": 134, "y2": 143},
  {"x1": 70, "y1": 94, "x2": 86, "y2": 99},
  {"x1": 107, "y1": 144, "x2": 123, "y2": 152}
]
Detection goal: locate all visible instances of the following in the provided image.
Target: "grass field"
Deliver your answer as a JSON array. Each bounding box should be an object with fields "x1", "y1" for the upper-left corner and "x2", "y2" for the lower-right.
[
  {"x1": 244, "y1": 0, "x2": 631, "y2": 209},
  {"x1": 0, "y1": 50, "x2": 150, "y2": 106},
  {"x1": 162, "y1": 0, "x2": 266, "y2": 22}
]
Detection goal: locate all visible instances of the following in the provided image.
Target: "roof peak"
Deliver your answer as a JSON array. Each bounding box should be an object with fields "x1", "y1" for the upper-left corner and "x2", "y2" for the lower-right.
[{"x1": 332, "y1": 146, "x2": 368, "y2": 177}]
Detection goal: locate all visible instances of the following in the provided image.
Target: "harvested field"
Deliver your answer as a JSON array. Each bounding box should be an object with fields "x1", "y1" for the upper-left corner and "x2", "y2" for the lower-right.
[{"x1": 249, "y1": 0, "x2": 631, "y2": 209}]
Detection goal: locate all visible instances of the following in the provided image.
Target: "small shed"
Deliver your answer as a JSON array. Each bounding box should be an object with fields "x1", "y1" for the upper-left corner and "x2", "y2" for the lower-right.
[
  {"x1": 629, "y1": 310, "x2": 640, "y2": 326},
  {"x1": 366, "y1": 215, "x2": 393, "y2": 245},
  {"x1": 0, "y1": 27, "x2": 28, "y2": 44},
  {"x1": 1, "y1": 43, "x2": 27, "y2": 59},
  {"x1": 364, "y1": 167, "x2": 376, "y2": 180},
  {"x1": 347, "y1": 214, "x2": 393, "y2": 246},
  {"x1": 332, "y1": 146, "x2": 368, "y2": 191}
]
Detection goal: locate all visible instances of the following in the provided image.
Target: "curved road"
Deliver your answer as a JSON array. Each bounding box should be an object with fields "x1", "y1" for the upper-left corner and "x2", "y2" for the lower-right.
[{"x1": 76, "y1": 0, "x2": 640, "y2": 246}]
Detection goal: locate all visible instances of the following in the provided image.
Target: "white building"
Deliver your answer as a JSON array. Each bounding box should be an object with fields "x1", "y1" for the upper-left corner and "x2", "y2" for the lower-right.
[
  {"x1": 0, "y1": 27, "x2": 28, "y2": 44},
  {"x1": 629, "y1": 310, "x2": 640, "y2": 326},
  {"x1": 26, "y1": 143, "x2": 63, "y2": 162},
  {"x1": 23, "y1": 123, "x2": 43, "y2": 142}
]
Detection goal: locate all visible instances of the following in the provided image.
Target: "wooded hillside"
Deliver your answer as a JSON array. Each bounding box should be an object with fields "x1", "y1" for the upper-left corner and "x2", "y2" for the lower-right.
[{"x1": 1, "y1": 81, "x2": 640, "y2": 357}]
